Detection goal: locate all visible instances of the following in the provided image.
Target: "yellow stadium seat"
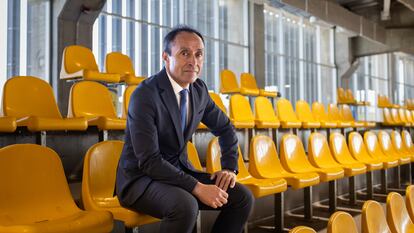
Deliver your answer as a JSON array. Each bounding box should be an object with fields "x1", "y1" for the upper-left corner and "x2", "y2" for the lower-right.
[
  {"x1": 220, "y1": 69, "x2": 240, "y2": 94},
  {"x1": 402, "y1": 130, "x2": 414, "y2": 154},
  {"x1": 327, "y1": 104, "x2": 352, "y2": 128},
  {"x1": 198, "y1": 93, "x2": 227, "y2": 130},
  {"x1": 361, "y1": 200, "x2": 391, "y2": 233},
  {"x1": 363, "y1": 132, "x2": 400, "y2": 168},
  {"x1": 406, "y1": 185, "x2": 414, "y2": 222},
  {"x1": 383, "y1": 108, "x2": 399, "y2": 126},
  {"x1": 280, "y1": 134, "x2": 344, "y2": 182},
  {"x1": 378, "y1": 131, "x2": 411, "y2": 165},
  {"x1": 311, "y1": 102, "x2": 338, "y2": 128},
  {"x1": 405, "y1": 110, "x2": 414, "y2": 125},
  {"x1": 60, "y1": 45, "x2": 120, "y2": 83},
  {"x1": 391, "y1": 130, "x2": 414, "y2": 161},
  {"x1": 207, "y1": 137, "x2": 287, "y2": 197},
  {"x1": 390, "y1": 108, "x2": 405, "y2": 126},
  {"x1": 3, "y1": 76, "x2": 87, "y2": 132},
  {"x1": 348, "y1": 132, "x2": 384, "y2": 171},
  {"x1": 122, "y1": 85, "x2": 137, "y2": 119},
  {"x1": 0, "y1": 116, "x2": 16, "y2": 132},
  {"x1": 187, "y1": 141, "x2": 203, "y2": 171},
  {"x1": 240, "y1": 73, "x2": 278, "y2": 97},
  {"x1": 386, "y1": 192, "x2": 414, "y2": 233},
  {"x1": 295, "y1": 100, "x2": 321, "y2": 128},
  {"x1": 398, "y1": 108, "x2": 412, "y2": 127},
  {"x1": 345, "y1": 89, "x2": 358, "y2": 105},
  {"x1": 249, "y1": 135, "x2": 319, "y2": 190},
  {"x1": 275, "y1": 98, "x2": 302, "y2": 128},
  {"x1": 341, "y1": 104, "x2": 375, "y2": 127},
  {"x1": 82, "y1": 141, "x2": 158, "y2": 230},
  {"x1": 254, "y1": 96, "x2": 280, "y2": 129},
  {"x1": 327, "y1": 211, "x2": 358, "y2": 233},
  {"x1": 289, "y1": 226, "x2": 316, "y2": 233},
  {"x1": 105, "y1": 52, "x2": 145, "y2": 85},
  {"x1": 337, "y1": 88, "x2": 347, "y2": 104},
  {"x1": 68, "y1": 81, "x2": 126, "y2": 130},
  {"x1": 229, "y1": 94, "x2": 255, "y2": 128},
  {"x1": 329, "y1": 132, "x2": 366, "y2": 168},
  {"x1": 308, "y1": 132, "x2": 366, "y2": 178},
  {"x1": 0, "y1": 144, "x2": 113, "y2": 233}
]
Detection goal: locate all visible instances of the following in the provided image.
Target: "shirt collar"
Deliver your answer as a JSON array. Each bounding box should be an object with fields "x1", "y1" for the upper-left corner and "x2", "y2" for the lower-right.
[{"x1": 166, "y1": 70, "x2": 189, "y2": 95}]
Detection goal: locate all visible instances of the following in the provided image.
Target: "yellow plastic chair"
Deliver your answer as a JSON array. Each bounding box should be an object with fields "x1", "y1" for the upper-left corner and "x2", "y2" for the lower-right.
[
  {"x1": 341, "y1": 104, "x2": 375, "y2": 127},
  {"x1": 0, "y1": 116, "x2": 16, "y2": 132},
  {"x1": 198, "y1": 93, "x2": 228, "y2": 130},
  {"x1": 0, "y1": 144, "x2": 113, "y2": 233},
  {"x1": 68, "y1": 81, "x2": 126, "y2": 130},
  {"x1": 229, "y1": 94, "x2": 255, "y2": 129},
  {"x1": 327, "y1": 211, "x2": 358, "y2": 233},
  {"x1": 275, "y1": 98, "x2": 302, "y2": 128},
  {"x1": 402, "y1": 130, "x2": 414, "y2": 154},
  {"x1": 364, "y1": 132, "x2": 400, "y2": 169},
  {"x1": 308, "y1": 132, "x2": 366, "y2": 178},
  {"x1": 254, "y1": 96, "x2": 280, "y2": 129},
  {"x1": 383, "y1": 108, "x2": 399, "y2": 126},
  {"x1": 391, "y1": 130, "x2": 414, "y2": 161},
  {"x1": 295, "y1": 100, "x2": 321, "y2": 128},
  {"x1": 2, "y1": 76, "x2": 87, "y2": 132},
  {"x1": 390, "y1": 108, "x2": 405, "y2": 126},
  {"x1": 405, "y1": 110, "x2": 414, "y2": 125},
  {"x1": 327, "y1": 104, "x2": 352, "y2": 128},
  {"x1": 387, "y1": 192, "x2": 414, "y2": 233},
  {"x1": 361, "y1": 200, "x2": 391, "y2": 233},
  {"x1": 348, "y1": 132, "x2": 384, "y2": 171},
  {"x1": 105, "y1": 52, "x2": 145, "y2": 85},
  {"x1": 82, "y1": 141, "x2": 157, "y2": 230},
  {"x1": 289, "y1": 226, "x2": 316, "y2": 233},
  {"x1": 122, "y1": 85, "x2": 137, "y2": 119},
  {"x1": 249, "y1": 135, "x2": 320, "y2": 190},
  {"x1": 60, "y1": 45, "x2": 120, "y2": 83},
  {"x1": 398, "y1": 108, "x2": 412, "y2": 127},
  {"x1": 220, "y1": 69, "x2": 240, "y2": 94},
  {"x1": 240, "y1": 73, "x2": 277, "y2": 97},
  {"x1": 337, "y1": 88, "x2": 347, "y2": 104},
  {"x1": 345, "y1": 89, "x2": 358, "y2": 105},
  {"x1": 378, "y1": 131, "x2": 412, "y2": 165},
  {"x1": 311, "y1": 102, "x2": 338, "y2": 128},
  {"x1": 406, "y1": 185, "x2": 414, "y2": 221},
  {"x1": 187, "y1": 141, "x2": 203, "y2": 171}
]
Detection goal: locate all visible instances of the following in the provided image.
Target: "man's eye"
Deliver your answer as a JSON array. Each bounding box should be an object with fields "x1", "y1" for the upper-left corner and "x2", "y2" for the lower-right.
[{"x1": 182, "y1": 51, "x2": 189, "y2": 56}]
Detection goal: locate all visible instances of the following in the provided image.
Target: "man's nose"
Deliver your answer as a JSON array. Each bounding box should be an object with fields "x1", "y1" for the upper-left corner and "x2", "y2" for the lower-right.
[{"x1": 188, "y1": 54, "x2": 197, "y2": 65}]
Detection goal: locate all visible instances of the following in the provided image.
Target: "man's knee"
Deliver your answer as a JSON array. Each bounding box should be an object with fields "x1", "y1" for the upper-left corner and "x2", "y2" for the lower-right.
[
  {"x1": 166, "y1": 192, "x2": 199, "y2": 221},
  {"x1": 234, "y1": 183, "x2": 255, "y2": 210}
]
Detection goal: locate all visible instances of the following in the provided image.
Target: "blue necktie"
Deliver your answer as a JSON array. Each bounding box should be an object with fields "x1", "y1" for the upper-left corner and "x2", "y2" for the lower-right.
[{"x1": 179, "y1": 89, "x2": 188, "y2": 133}]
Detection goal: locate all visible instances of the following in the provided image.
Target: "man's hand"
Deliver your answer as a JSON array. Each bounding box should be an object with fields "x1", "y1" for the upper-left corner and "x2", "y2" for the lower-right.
[
  {"x1": 192, "y1": 182, "x2": 228, "y2": 208},
  {"x1": 210, "y1": 170, "x2": 237, "y2": 192}
]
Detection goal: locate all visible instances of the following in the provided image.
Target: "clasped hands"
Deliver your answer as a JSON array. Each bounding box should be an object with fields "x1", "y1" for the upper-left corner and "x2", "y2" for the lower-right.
[{"x1": 192, "y1": 170, "x2": 236, "y2": 209}]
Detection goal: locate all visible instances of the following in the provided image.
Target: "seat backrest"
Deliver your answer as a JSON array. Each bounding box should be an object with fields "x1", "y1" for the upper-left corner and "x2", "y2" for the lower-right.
[
  {"x1": 346, "y1": 89, "x2": 356, "y2": 102},
  {"x1": 341, "y1": 105, "x2": 355, "y2": 122},
  {"x1": 390, "y1": 108, "x2": 402, "y2": 124},
  {"x1": 187, "y1": 141, "x2": 203, "y2": 171},
  {"x1": 280, "y1": 134, "x2": 316, "y2": 173},
  {"x1": 249, "y1": 135, "x2": 287, "y2": 178},
  {"x1": 308, "y1": 132, "x2": 339, "y2": 168},
  {"x1": 68, "y1": 81, "x2": 117, "y2": 118},
  {"x1": 209, "y1": 93, "x2": 227, "y2": 114},
  {"x1": 362, "y1": 200, "x2": 391, "y2": 233},
  {"x1": 82, "y1": 140, "x2": 123, "y2": 210},
  {"x1": 348, "y1": 132, "x2": 372, "y2": 161},
  {"x1": 105, "y1": 52, "x2": 135, "y2": 76},
  {"x1": 206, "y1": 137, "x2": 251, "y2": 181},
  {"x1": 3, "y1": 76, "x2": 63, "y2": 118},
  {"x1": 402, "y1": 130, "x2": 414, "y2": 151},
  {"x1": 122, "y1": 85, "x2": 137, "y2": 118},
  {"x1": 387, "y1": 192, "x2": 414, "y2": 233},
  {"x1": 312, "y1": 102, "x2": 331, "y2": 122},
  {"x1": 276, "y1": 98, "x2": 300, "y2": 122},
  {"x1": 289, "y1": 226, "x2": 317, "y2": 233},
  {"x1": 405, "y1": 110, "x2": 414, "y2": 123},
  {"x1": 337, "y1": 88, "x2": 346, "y2": 103},
  {"x1": 327, "y1": 211, "x2": 358, "y2": 233},
  {"x1": 327, "y1": 104, "x2": 342, "y2": 121},
  {"x1": 220, "y1": 69, "x2": 240, "y2": 94},
  {"x1": 364, "y1": 131, "x2": 387, "y2": 159},
  {"x1": 378, "y1": 131, "x2": 399, "y2": 156},
  {"x1": 0, "y1": 144, "x2": 79, "y2": 224},
  {"x1": 63, "y1": 45, "x2": 99, "y2": 74},
  {"x1": 296, "y1": 100, "x2": 316, "y2": 122},
  {"x1": 329, "y1": 132, "x2": 359, "y2": 164},
  {"x1": 391, "y1": 130, "x2": 408, "y2": 153},
  {"x1": 398, "y1": 108, "x2": 409, "y2": 123},
  {"x1": 406, "y1": 185, "x2": 414, "y2": 221},
  {"x1": 229, "y1": 94, "x2": 254, "y2": 123},
  {"x1": 240, "y1": 73, "x2": 259, "y2": 90},
  {"x1": 255, "y1": 96, "x2": 279, "y2": 123},
  {"x1": 383, "y1": 108, "x2": 395, "y2": 124}
]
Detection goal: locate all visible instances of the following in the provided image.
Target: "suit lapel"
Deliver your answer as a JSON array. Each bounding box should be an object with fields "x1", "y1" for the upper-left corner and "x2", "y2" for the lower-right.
[
  {"x1": 156, "y1": 69, "x2": 184, "y2": 147},
  {"x1": 184, "y1": 83, "x2": 199, "y2": 141}
]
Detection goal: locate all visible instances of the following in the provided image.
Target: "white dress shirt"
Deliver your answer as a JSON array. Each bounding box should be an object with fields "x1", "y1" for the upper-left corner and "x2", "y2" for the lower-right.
[{"x1": 166, "y1": 72, "x2": 191, "y2": 127}]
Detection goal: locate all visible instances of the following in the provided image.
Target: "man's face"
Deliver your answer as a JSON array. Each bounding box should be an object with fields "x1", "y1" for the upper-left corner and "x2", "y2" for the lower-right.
[{"x1": 163, "y1": 32, "x2": 204, "y2": 88}]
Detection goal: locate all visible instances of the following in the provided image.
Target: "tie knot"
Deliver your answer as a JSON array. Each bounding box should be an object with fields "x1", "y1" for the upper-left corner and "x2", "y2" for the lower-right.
[{"x1": 179, "y1": 89, "x2": 188, "y2": 97}]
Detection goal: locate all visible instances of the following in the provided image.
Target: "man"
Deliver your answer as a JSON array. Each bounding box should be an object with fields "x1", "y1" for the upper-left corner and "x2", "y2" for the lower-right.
[{"x1": 116, "y1": 25, "x2": 253, "y2": 233}]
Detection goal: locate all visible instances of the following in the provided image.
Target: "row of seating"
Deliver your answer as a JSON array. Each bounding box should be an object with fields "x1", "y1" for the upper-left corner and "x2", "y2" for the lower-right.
[{"x1": 337, "y1": 87, "x2": 368, "y2": 106}]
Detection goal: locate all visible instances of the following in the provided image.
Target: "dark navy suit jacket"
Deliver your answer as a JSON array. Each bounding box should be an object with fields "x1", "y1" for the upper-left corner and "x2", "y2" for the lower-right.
[{"x1": 116, "y1": 68, "x2": 239, "y2": 206}]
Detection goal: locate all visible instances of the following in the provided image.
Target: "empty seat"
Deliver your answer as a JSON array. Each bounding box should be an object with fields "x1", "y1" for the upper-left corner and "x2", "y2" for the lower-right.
[
  {"x1": 249, "y1": 135, "x2": 319, "y2": 190},
  {"x1": 327, "y1": 104, "x2": 352, "y2": 128},
  {"x1": 105, "y1": 52, "x2": 145, "y2": 85},
  {"x1": 311, "y1": 102, "x2": 338, "y2": 128},
  {"x1": 386, "y1": 192, "x2": 414, "y2": 233},
  {"x1": 220, "y1": 69, "x2": 240, "y2": 94},
  {"x1": 240, "y1": 73, "x2": 277, "y2": 97},
  {"x1": 378, "y1": 131, "x2": 411, "y2": 165},
  {"x1": 229, "y1": 94, "x2": 255, "y2": 128},
  {"x1": 295, "y1": 100, "x2": 321, "y2": 128},
  {"x1": 3, "y1": 76, "x2": 87, "y2": 131},
  {"x1": 383, "y1": 108, "x2": 399, "y2": 126},
  {"x1": 68, "y1": 81, "x2": 126, "y2": 130},
  {"x1": 361, "y1": 200, "x2": 391, "y2": 233},
  {"x1": 391, "y1": 130, "x2": 414, "y2": 161},
  {"x1": 289, "y1": 226, "x2": 317, "y2": 233},
  {"x1": 390, "y1": 108, "x2": 405, "y2": 126},
  {"x1": 337, "y1": 88, "x2": 347, "y2": 104},
  {"x1": 345, "y1": 89, "x2": 358, "y2": 105},
  {"x1": 198, "y1": 93, "x2": 228, "y2": 130},
  {"x1": 363, "y1": 132, "x2": 400, "y2": 168},
  {"x1": 405, "y1": 110, "x2": 414, "y2": 125},
  {"x1": 82, "y1": 140, "x2": 158, "y2": 229},
  {"x1": 122, "y1": 85, "x2": 137, "y2": 118},
  {"x1": 402, "y1": 130, "x2": 414, "y2": 154},
  {"x1": 187, "y1": 141, "x2": 203, "y2": 171},
  {"x1": 398, "y1": 108, "x2": 412, "y2": 127},
  {"x1": 348, "y1": 132, "x2": 384, "y2": 171},
  {"x1": 60, "y1": 45, "x2": 120, "y2": 83},
  {"x1": 0, "y1": 116, "x2": 16, "y2": 133},
  {"x1": 275, "y1": 98, "x2": 302, "y2": 128},
  {"x1": 327, "y1": 211, "x2": 358, "y2": 233},
  {"x1": 207, "y1": 137, "x2": 287, "y2": 198},
  {"x1": 254, "y1": 96, "x2": 280, "y2": 129},
  {"x1": 0, "y1": 144, "x2": 113, "y2": 233},
  {"x1": 341, "y1": 104, "x2": 375, "y2": 127},
  {"x1": 406, "y1": 185, "x2": 414, "y2": 222}
]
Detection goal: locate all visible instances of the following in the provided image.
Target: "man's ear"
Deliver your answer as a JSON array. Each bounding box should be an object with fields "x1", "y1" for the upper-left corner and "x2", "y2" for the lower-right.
[{"x1": 162, "y1": 52, "x2": 169, "y2": 63}]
